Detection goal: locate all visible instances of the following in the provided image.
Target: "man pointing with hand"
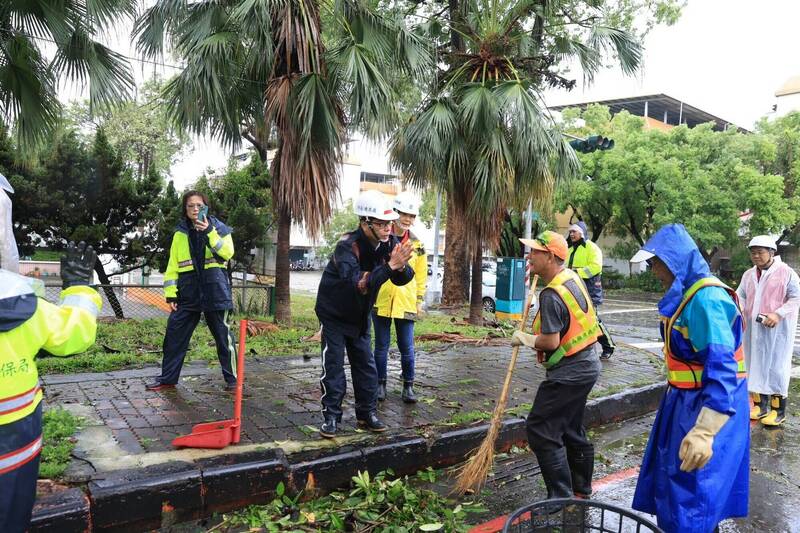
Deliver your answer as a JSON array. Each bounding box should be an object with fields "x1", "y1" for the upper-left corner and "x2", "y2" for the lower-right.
[{"x1": 315, "y1": 191, "x2": 414, "y2": 438}]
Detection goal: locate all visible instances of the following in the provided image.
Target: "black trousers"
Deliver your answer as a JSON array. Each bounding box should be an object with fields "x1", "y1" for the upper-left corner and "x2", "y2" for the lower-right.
[
  {"x1": 526, "y1": 379, "x2": 595, "y2": 453},
  {"x1": 596, "y1": 313, "x2": 615, "y2": 353},
  {"x1": 319, "y1": 322, "x2": 378, "y2": 419},
  {"x1": 160, "y1": 308, "x2": 237, "y2": 385}
]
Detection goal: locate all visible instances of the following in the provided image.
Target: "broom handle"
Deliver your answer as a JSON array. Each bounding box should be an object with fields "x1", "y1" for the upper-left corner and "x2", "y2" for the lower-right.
[{"x1": 496, "y1": 274, "x2": 539, "y2": 407}]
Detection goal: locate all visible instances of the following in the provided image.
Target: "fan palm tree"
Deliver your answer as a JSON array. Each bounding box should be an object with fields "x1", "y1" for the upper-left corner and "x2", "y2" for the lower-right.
[
  {"x1": 134, "y1": 0, "x2": 430, "y2": 324},
  {"x1": 391, "y1": 0, "x2": 643, "y2": 323},
  {"x1": 0, "y1": 1, "x2": 135, "y2": 148}
]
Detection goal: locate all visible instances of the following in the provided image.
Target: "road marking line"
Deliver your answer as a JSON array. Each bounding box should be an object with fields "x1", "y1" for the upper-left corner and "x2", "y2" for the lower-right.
[
  {"x1": 601, "y1": 308, "x2": 658, "y2": 315},
  {"x1": 627, "y1": 342, "x2": 663, "y2": 349},
  {"x1": 467, "y1": 467, "x2": 642, "y2": 533}
]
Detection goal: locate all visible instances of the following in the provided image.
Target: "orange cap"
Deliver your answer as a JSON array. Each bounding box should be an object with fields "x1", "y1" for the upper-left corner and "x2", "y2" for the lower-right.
[{"x1": 519, "y1": 231, "x2": 569, "y2": 261}]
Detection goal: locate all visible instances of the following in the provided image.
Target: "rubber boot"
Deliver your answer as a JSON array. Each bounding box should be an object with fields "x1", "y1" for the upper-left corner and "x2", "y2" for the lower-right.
[
  {"x1": 761, "y1": 394, "x2": 786, "y2": 427},
  {"x1": 534, "y1": 447, "x2": 573, "y2": 500},
  {"x1": 377, "y1": 380, "x2": 387, "y2": 402},
  {"x1": 402, "y1": 381, "x2": 417, "y2": 404},
  {"x1": 750, "y1": 393, "x2": 770, "y2": 420},
  {"x1": 566, "y1": 443, "x2": 594, "y2": 498}
]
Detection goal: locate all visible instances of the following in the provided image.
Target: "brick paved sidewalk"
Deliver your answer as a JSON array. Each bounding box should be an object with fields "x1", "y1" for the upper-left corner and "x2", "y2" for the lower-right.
[{"x1": 42, "y1": 340, "x2": 664, "y2": 479}]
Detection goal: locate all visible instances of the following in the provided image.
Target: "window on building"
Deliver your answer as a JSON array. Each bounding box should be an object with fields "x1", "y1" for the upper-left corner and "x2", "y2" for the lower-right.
[{"x1": 360, "y1": 172, "x2": 397, "y2": 184}]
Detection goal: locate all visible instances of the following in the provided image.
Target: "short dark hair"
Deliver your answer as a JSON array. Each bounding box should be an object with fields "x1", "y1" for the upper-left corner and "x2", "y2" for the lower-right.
[{"x1": 182, "y1": 190, "x2": 209, "y2": 219}]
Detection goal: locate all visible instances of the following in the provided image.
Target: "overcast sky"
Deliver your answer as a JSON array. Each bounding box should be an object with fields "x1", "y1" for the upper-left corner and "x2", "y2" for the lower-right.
[
  {"x1": 57, "y1": 0, "x2": 800, "y2": 188},
  {"x1": 543, "y1": 0, "x2": 800, "y2": 129}
]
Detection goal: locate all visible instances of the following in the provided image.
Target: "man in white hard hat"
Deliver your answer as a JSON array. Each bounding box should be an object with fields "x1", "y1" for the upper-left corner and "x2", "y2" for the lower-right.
[
  {"x1": 372, "y1": 191, "x2": 428, "y2": 403},
  {"x1": 0, "y1": 174, "x2": 102, "y2": 533},
  {"x1": 737, "y1": 235, "x2": 800, "y2": 426},
  {"x1": 314, "y1": 190, "x2": 415, "y2": 437}
]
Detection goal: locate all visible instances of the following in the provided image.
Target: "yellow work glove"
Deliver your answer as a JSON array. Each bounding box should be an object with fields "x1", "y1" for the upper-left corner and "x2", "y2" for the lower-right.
[
  {"x1": 678, "y1": 406, "x2": 730, "y2": 472},
  {"x1": 511, "y1": 331, "x2": 538, "y2": 348}
]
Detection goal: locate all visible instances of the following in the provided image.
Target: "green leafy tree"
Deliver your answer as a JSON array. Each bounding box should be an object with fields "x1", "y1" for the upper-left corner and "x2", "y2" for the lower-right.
[
  {"x1": 133, "y1": 0, "x2": 431, "y2": 325},
  {"x1": 1, "y1": 1, "x2": 134, "y2": 148},
  {"x1": 558, "y1": 107, "x2": 797, "y2": 259},
  {"x1": 317, "y1": 201, "x2": 359, "y2": 263},
  {"x1": 10, "y1": 127, "x2": 162, "y2": 317},
  {"x1": 68, "y1": 78, "x2": 189, "y2": 179}
]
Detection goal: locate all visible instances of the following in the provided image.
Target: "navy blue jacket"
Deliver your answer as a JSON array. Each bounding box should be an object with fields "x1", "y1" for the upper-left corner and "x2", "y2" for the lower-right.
[
  {"x1": 315, "y1": 227, "x2": 414, "y2": 337},
  {"x1": 174, "y1": 216, "x2": 233, "y2": 312}
]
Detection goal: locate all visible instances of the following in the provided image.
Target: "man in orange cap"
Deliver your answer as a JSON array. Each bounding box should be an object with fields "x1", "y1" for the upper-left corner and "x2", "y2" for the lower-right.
[{"x1": 513, "y1": 231, "x2": 602, "y2": 500}]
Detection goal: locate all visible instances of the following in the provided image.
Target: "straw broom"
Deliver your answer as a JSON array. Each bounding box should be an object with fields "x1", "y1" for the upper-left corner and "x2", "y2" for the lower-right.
[{"x1": 453, "y1": 274, "x2": 539, "y2": 495}]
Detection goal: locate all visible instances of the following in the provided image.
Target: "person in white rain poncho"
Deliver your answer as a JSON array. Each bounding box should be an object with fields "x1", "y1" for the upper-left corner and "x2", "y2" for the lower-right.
[{"x1": 737, "y1": 235, "x2": 800, "y2": 427}]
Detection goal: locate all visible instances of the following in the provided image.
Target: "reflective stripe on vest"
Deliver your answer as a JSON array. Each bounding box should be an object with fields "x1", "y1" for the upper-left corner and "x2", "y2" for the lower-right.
[
  {"x1": 664, "y1": 277, "x2": 747, "y2": 389},
  {"x1": 0, "y1": 435, "x2": 43, "y2": 475},
  {"x1": 532, "y1": 269, "x2": 601, "y2": 369},
  {"x1": 59, "y1": 294, "x2": 100, "y2": 317},
  {"x1": 0, "y1": 383, "x2": 41, "y2": 417},
  {"x1": 164, "y1": 279, "x2": 177, "y2": 288},
  {"x1": 178, "y1": 259, "x2": 193, "y2": 268}
]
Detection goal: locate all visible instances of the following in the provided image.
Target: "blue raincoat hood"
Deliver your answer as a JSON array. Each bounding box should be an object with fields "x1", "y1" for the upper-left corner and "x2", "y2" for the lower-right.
[{"x1": 639, "y1": 224, "x2": 711, "y2": 317}]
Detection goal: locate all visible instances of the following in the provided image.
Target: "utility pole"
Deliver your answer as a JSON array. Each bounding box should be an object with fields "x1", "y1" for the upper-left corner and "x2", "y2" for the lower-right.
[{"x1": 427, "y1": 189, "x2": 443, "y2": 306}]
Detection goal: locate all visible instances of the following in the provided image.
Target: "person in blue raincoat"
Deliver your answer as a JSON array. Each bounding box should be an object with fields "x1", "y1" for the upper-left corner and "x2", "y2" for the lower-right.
[
  {"x1": 629, "y1": 224, "x2": 748, "y2": 533},
  {"x1": 146, "y1": 190, "x2": 236, "y2": 391}
]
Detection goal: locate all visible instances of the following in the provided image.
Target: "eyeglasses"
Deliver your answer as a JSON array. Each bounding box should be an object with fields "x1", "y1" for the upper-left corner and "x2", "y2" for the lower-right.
[
  {"x1": 369, "y1": 220, "x2": 391, "y2": 229},
  {"x1": 187, "y1": 203, "x2": 205, "y2": 210}
]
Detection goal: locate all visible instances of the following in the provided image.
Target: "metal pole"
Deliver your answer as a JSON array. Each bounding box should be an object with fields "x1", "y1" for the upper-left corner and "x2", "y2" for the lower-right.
[
  {"x1": 524, "y1": 200, "x2": 533, "y2": 254},
  {"x1": 429, "y1": 189, "x2": 443, "y2": 305}
]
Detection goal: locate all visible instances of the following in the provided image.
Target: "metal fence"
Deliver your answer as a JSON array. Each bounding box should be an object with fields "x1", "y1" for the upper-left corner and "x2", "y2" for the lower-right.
[{"x1": 43, "y1": 283, "x2": 275, "y2": 320}]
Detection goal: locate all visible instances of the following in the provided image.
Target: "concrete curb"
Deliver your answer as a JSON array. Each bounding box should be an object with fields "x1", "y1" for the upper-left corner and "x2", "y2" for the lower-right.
[{"x1": 31, "y1": 382, "x2": 666, "y2": 532}]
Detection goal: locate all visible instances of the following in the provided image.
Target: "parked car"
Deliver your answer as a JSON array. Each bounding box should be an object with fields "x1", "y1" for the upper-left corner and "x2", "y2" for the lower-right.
[{"x1": 482, "y1": 272, "x2": 497, "y2": 313}]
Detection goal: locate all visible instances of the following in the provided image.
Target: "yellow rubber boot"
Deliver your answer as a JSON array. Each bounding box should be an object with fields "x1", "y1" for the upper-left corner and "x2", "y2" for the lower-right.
[
  {"x1": 761, "y1": 395, "x2": 786, "y2": 427},
  {"x1": 750, "y1": 393, "x2": 769, "y2": 420}
]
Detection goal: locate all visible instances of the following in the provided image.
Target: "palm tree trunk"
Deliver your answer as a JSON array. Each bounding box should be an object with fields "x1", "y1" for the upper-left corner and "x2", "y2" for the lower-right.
[
  {"x1": 468, "y1": 246, "x2": 483, "y2": 325},
  {"x1": 442, "y1": 194, "x2": 468, "y2": 306},
  {"x1": 274, "y1": 207, "x2": 292, "y2": 325}
]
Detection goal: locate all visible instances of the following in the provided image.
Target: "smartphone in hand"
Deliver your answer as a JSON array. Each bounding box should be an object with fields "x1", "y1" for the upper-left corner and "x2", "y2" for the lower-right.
[{"x1": 198, "y1": 206, "x2": 208, "y2": 222}]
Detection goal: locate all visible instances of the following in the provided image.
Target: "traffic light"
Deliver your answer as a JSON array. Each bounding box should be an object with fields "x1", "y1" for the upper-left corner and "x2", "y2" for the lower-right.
[{"x1": 569, "y1": 135, "x2": 614, "y2": 153}]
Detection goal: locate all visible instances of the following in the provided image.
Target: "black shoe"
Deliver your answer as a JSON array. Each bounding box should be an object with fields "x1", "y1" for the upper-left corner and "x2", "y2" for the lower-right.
[
  {"x1": 377, "y1": 380, "x2": 387, "y2": 402},
  {"x1": 319, "y1": 416, "x2": 338, "y2": 438},
  {"x1": 600, "y1": 348, "x2": 614, "y2": 361},
  {"x1": 401, "y1": 382, "x2": 417, "y2": 404},
  {"x1": 357, "y1": 412, "x2": 387, "y2": 432},
  {"x1": 145, "y1": 380, "x2": 175, "y2": 391},
  {"x1": 224, "y1": 381, "x2": 238, "y2": 391}
]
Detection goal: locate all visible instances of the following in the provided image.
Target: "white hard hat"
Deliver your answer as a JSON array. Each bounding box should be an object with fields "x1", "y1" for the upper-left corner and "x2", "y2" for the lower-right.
[
  {"x1": 393, "y1": 191, "x2": 419, "y2": 215},
  {"x1": 354, "y1": 190, "x2": 399, "y2": 221},
  {"x1": 748, "y1": 235, "x2": 777, "y2": 251}
]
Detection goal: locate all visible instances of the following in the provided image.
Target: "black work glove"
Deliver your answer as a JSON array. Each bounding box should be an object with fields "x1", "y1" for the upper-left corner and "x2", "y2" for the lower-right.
[{"x1": 61, "y1": 241, "x2": 97, "y2": 288}]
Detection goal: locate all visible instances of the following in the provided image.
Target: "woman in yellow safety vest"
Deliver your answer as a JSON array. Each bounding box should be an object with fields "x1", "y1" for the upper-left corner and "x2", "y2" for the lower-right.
[
  {"x1": 146, "y1": 190, "x2": 236, "y2": 391},
  {"x1": 373, "y1": 192, "x2": 428, "y2": 403}
]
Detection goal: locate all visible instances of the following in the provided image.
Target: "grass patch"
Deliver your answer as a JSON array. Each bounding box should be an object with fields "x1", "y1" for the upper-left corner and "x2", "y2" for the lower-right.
[
  {"x1": 449, "y1": 410, "x2": 491, "y2": 425},
  {"x1": 40, "y1": 408, "x2": 81, "y2": 479},
  {"x1": 38, "y1": 294, "x2": 503, "y2": 375},
  {"x1": 588, "y1": 379, "x2": 655, "y2": 400}
]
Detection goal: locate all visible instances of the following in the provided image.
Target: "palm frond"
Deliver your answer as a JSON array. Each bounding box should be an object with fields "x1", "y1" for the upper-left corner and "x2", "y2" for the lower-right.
[{"x1": 589, "y1": 25, "x2": 643, "y2": 76}]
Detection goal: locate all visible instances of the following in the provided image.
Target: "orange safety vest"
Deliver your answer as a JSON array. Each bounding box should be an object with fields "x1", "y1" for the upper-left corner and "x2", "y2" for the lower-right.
[
  {"x1": 532, "y1": 269, "x2": 601, "y2": 369},
  {"x1": 663, "y1": 277, "x2": 747, "y2": 389}
]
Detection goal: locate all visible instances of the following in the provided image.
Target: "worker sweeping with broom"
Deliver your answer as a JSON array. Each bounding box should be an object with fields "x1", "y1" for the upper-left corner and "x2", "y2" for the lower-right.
[{"x1": 511, "y1": 231, "x2": 601, "y2": 499}]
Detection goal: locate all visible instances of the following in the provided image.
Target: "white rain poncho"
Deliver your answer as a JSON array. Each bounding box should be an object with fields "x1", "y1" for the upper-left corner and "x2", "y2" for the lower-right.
[
  {"x1": 0, "y1": 173, "x2": 19, "y2": 273},
  {"x1": 737, "y1": 255, "x2": 800, "y2": 396}
]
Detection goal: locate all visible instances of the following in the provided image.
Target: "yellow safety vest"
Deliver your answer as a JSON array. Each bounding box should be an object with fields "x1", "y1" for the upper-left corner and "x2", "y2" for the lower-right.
[
  {"x1": 0, "y1": 281, "x2": 101, "y2": 426},
  {"x1": 163, "y1": 226, "x2": 234, "y2": 300},
  {"x1": 374, "y1": 232, "x2": 427, "y2": 319},
  {"x1": 532, "y1": 269, "x2": 601, "y2": 368},
  {"x1": 567, "y1": 240, "x2": 603, "y2": 280},
  {"x1": 663, "y1": 277, "x2": 747, "y2": 388}
]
